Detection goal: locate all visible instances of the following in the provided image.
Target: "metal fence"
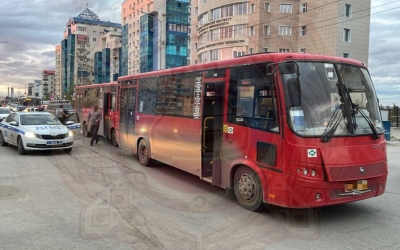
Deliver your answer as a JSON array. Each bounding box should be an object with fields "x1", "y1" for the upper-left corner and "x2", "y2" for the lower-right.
[{"x1": 381, "y1": 107, "x2": 400, "y2": 127}]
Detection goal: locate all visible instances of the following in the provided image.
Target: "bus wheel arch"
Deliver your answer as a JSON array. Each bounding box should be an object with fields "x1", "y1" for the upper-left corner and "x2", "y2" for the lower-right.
[
  {"x1": 110, "y1": 128, "x2": 118, "y2": 147},
  {"x1": 231, "y1": 164, "x2": 265, "y2": 211},
  {"x1": 137, "y1": 137, "x2": 152, "y2": 166}
]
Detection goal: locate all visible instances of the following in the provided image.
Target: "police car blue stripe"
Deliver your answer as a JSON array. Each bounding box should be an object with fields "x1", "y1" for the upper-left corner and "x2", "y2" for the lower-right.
[
  {"x1": 0, "y1": 123, "x2": 25, "y2": 135},
  {"x1": 67, "y1": 125, "x2": 81, "y2": 129}
]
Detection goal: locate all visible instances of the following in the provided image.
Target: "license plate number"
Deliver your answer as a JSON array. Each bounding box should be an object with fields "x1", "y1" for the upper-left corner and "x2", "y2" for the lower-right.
[
  {"x1": 345, "y1": 180, "x2": 368, "y2": 192},
  {"x1": 47, "y1": 140, "x2": 63, "y2": 145}
]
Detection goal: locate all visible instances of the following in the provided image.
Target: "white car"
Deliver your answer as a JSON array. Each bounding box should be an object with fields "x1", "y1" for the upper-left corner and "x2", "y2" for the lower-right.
[
  {"x1": 0, "y1": 112, "x2": 81, "y2": 155},
  {"x1": 0, "y1": 107, "x2": 11, "y2": 122}
]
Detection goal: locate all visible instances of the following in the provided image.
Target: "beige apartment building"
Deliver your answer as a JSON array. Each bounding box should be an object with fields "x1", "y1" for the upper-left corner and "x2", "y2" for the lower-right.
[
  {"x1": 191, "y1": 0, "x2": 370, "y2": 65},
  {"x1": 55, "y1": 45, "x2": 62, "y2": 99},
  {"x1": 41, "y1": 70, "x2": 55, "y2": 98}
]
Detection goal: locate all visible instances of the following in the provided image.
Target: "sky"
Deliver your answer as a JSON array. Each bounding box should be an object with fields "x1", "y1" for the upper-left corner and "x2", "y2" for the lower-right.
[{"x1": 0, "y1": 0, "x2": 399, "y2": 106}]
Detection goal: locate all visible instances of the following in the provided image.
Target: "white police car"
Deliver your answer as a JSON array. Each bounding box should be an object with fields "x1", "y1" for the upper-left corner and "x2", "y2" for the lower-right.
[{"x1": 0, "y1": 112, "x2": 80, "y2": 155}]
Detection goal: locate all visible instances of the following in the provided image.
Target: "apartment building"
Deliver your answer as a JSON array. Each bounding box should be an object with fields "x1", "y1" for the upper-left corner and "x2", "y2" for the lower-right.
[
  {"x1": 41, "y1": 70, "x2": 55, "y2": 98},
  {"x1": 191, "y1": 0, "x2": 370, "y2": 64},
  {"x1": 55, "y1": 45, "x2": 62, "y2": 99},
  {"x1": 60, "y1": 8, "x2": 121, "y2": 96},
  {"x1": 121, "y1": 0, "x2": 191, "y2": 75}
]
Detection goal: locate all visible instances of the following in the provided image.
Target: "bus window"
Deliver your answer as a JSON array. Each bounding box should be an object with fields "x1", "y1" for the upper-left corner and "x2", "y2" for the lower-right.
[{"x1": 229, "y1": 64, "x2": 279, "y2": 132}]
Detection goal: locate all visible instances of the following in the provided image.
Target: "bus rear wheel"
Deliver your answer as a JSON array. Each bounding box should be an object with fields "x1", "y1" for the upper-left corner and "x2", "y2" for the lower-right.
[
  {"x1": 111, "y1": 129, "x2": 118, "y2": 147},
  {"x1": 234, "y1": 166, "x2": 264, "y2": 211},
  {"x1": 138, "y1": 139, "x2": 152, "y2": 166}
]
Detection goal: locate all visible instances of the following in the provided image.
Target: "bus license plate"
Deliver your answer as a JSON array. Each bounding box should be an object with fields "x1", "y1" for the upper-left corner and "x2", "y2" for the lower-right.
[
  {"x1": 345, "y1": 180, "x2": 368, "y2": 192},
  {"x1": 47, "y1": 140, "x2": 63, "y2": 145}
]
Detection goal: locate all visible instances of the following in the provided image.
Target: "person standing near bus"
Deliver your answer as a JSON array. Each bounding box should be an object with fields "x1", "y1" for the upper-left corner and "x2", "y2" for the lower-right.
[
  {"x1": 88, "y1": 105, "x2": 102, "y2": 146},
  {"x1": 56, "y1": 105, "x2": 69, "y2": 124}
]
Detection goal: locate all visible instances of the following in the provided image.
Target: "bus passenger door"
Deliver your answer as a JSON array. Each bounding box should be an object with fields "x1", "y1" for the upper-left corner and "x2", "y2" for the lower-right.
[
  {"x1": 126, "y1": 88, "x2": 136, "y2": 149},
  {"x1": 119, "y1": 88, "x2": 136, "y2": 149},
  {"x1": 103, "y1": 93, "x2": 111, "y2": 139},
  {"x1": 201, "y1": 83, "x2": 224, "y2": 185}
]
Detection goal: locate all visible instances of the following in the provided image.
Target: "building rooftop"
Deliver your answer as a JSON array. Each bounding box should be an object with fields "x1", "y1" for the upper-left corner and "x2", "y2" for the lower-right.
[{"x1": 66, "y1": 8, "x2": 121, "y2": 28}]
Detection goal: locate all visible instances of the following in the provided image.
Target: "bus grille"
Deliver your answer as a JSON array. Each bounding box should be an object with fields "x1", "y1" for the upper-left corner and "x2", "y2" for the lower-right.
[{"x1": 256, "y1": 142, "x2": 277, "y2": 166}]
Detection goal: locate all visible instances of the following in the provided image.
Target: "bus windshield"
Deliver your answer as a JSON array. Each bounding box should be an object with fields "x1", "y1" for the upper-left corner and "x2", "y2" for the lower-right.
[{"x1": 283, "y1": 62, "x2": 383, "y2": 137}]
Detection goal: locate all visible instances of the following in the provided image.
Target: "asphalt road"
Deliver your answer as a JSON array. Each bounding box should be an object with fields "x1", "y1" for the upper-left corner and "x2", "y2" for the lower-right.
[{"x1": 0, "y1": 136, "x2": 400, "y2": 250}]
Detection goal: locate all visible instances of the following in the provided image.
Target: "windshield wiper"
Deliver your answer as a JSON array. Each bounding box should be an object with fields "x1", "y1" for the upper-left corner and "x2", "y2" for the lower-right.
[
  {"x1": 336, "y1": 80, "x2": 357, "y2": 135},
  {"x1": 321, "y1": 104, "x2": 344, "y2": 143},
  {"x1": 353, "y1": 104, "x2": 380, "y2": 140}
]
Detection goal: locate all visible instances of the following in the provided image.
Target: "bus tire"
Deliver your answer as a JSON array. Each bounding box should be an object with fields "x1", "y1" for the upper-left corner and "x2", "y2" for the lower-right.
[
  {"x1": 234, "y1": 166, "x2": 264, "y2": 211},
  {"x1": 83, "y1": 123, "x2": 91, "y2": 137},
  {"x1": 138, "y1": 139, "x2": 152, "y2": 166},
  {"x1": 0, "y1": 131, "x2": 8, "y2": 146},
  {"x1": 111, "y1": 129, "x2": 119, "y2": 147}
]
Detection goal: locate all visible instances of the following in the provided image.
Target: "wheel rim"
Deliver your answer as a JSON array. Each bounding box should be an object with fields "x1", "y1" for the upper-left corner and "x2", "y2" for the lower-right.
[
  {"x1": 238, "y1": 173, "x2": 257, "y2": 201},
  {"x1": 140, "y1": 143, "x2": 147, "y2": 162}
]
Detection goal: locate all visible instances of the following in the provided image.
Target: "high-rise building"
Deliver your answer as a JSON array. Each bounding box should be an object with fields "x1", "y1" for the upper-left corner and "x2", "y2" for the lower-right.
[
  {"x1": 42, "y1": 70, "x2": 55, "y2": 98},
  {"x1": 60, "y1": 8, "x2": 121, "y2": 96},
  {"x1": 121, "y1": 0, "x2": 190, "y2": 75},
  {"x1": 191, "y1": 0, "x2": 370, "y2": 64},
  {"x1": 55, "y1": 45, "x2": 62, "y2": 99},
  {"x1": 90, "y1": 30, "x2": 122, "y2": 84}
]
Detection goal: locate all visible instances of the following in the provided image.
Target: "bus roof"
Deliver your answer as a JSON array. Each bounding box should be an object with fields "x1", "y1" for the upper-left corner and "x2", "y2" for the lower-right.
[{"x1": 118, "y1": 53, "x2": 366, "y2": 81}]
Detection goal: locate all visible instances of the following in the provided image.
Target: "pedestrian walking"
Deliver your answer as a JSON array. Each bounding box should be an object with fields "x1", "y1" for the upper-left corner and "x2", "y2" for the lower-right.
[{"x1": 88, "y1": 105, "x2": 102, "y2": 146}]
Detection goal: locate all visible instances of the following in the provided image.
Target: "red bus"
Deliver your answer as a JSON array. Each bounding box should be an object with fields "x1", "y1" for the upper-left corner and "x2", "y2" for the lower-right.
[
  {"x1": 80, "y1": 53, "x2": 388, "y2": 210},
  {"x1": 74, "y1": 82, "x2": 119, "y2": 146}
]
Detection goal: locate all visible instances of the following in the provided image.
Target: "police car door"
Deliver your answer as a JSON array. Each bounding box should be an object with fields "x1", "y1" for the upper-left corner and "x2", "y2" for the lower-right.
[
  {"x1": 10, "y1": 113, "x2": 20, "y2": 145},
  {"x1": 1, "y1": 113, "x2": 15, "y2": 144},
  {"x1": 65, "y1": 113, "x2": 81, "y2": 139}
]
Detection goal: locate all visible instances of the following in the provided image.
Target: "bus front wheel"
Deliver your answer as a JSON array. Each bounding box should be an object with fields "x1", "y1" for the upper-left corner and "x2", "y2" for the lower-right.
[
  {"x1": 234, "y1": 166, "x2": 264, "y2": 211},
  {"x1": 138, "y1": 139, "x2": 152, "y2": 166}
]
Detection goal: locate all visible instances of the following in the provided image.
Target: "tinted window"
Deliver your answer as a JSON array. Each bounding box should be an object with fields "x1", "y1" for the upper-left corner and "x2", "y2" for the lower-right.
[
  {"x1": 138, "y1": 78, "x2": 157, "y2": 115},
  {"x1": 5, "y1": 113, "x2": 15, "y2": 123}
]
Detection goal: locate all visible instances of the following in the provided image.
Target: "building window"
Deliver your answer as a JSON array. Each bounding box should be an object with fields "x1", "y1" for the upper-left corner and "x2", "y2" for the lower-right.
[
  {"x1": 300, "y1": 48, "x2": 306, "y2": 53},
  {"x1": 343, "y1": 53, "x2": 350, "y2": 58},
  {"x1": 249, "y1": 26, "x2": 255, "y2": 36},
  {"x1": 345, "y1": 4, "x2": 352, "y2": 17},
  {"x1": 93, "y1": 38, "x2": 97, "y2": 41},
  {"x1": 280, "y1": 4, "x2": 292, "y2": 13},
  {"x1": 263, "y1": 47, "x2": 269, "y2": 52},
  {"x1": 300, "y1": 25, "x2": 307, "y2": 36},
  {"x1": 249, "y1": 48, "x2": 254, "y2": 54},
  {"x1": 250, "y1": 3, "x2": 255, "y2": 13},
  {"x1": 301, "y1": 2, "x2": 307, "y2": 12},
  {"x1": 263, "y1": 25, "x2": 270, "y2": 35},
  {"x1": 264, "y1": 2, "x2": 271, "y2": 12},
  {"x1": 343, "y1": 28, "x2": 351, "y2": 42},
  {"x1": 279, "y1": 26, "x2": 292, "y2": 36},
  {"x1": 279, "y1": 48, "x2": 290, "y2": 53}
]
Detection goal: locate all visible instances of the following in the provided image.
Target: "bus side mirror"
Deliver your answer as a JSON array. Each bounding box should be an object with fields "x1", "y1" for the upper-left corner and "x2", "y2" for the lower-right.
[{"x1": 286, "y1": 78, "x2": 302, "y2": 108}]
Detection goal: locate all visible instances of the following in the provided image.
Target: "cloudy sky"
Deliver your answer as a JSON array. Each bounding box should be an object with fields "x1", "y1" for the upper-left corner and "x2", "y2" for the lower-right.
[{"x1": 0, "y1": 0, "x2": 399, "y2": 106}]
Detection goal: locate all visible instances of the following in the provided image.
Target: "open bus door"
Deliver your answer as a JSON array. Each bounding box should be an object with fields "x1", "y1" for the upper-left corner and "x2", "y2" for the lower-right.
[
  {"x1": 103, "y1": 92, "x2": 111, "y2": 139},
  {"x1": 201, "y1": 83, "x2": 224, "y2": 185}
]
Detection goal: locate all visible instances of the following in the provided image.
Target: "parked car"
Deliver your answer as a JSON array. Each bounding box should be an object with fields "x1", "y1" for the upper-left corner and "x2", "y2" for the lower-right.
[
  {"x1": 0, "y1": 112, "x2": 80, "y2": 155},
  {"x1": 45, "y1": 103, "x2": 74, "y2": 116},
  {"x1": 0, "y1": 107, "x2": 11, "y2": 122}
]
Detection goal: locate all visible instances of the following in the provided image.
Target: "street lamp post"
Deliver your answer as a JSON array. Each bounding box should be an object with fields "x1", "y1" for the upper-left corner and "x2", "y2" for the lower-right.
[{"x1": 141, "y1": 11, "x2": 163, "y2": 70}]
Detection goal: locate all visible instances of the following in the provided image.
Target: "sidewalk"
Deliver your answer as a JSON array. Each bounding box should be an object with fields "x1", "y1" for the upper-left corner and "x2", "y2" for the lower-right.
[{"x1": 389, "y1": 127, "x2": 400, "y2": 142}]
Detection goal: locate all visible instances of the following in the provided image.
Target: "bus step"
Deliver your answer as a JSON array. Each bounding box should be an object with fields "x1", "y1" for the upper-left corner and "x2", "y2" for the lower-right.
[{"x1": 202, "y1": 177, "x2": 212, "y2": 183}]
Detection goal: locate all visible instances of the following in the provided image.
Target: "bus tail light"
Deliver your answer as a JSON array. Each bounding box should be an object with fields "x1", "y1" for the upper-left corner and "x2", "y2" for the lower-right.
[{"x1": 291, "y1": 161, "x2": 324, "y2": 181}]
